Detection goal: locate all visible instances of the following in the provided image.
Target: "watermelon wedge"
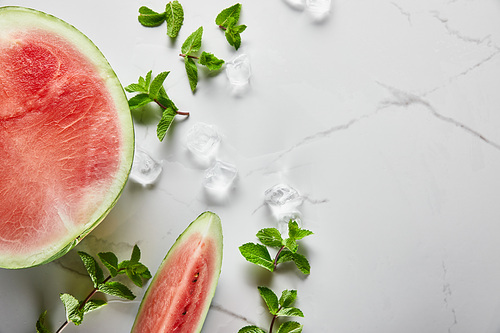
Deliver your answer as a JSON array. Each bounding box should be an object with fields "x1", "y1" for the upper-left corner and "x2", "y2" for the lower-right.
[
  {"x1": 132, "y1": 212, "x2": 223, "y2": 333},
  {"x1": 0, "y1": 7, "x2": 134, "y2": 269}
]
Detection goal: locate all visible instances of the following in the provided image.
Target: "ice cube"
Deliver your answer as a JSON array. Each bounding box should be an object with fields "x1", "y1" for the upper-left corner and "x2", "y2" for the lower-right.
[
  {"x1": 306, "y1": 0, "x2": 331, "y2": 21},
  {"x1": 282, "y1": 0, "x2": 306, "y2": 10},
  {"x1": 186, "y1": 122, "x2": 221, "y2": 167},
  {"x1": 203, "y1": 160, "x2": 238, "y2": 191},
  {"x1": 130, "y1": 149, "x2": 162, "y2": 186},
  {"x1": 264, "y1": 184, "x2": 304, "y2": 223},
  {"x1": 226, "y1": 54, "x2": 252, "y2": 87}
]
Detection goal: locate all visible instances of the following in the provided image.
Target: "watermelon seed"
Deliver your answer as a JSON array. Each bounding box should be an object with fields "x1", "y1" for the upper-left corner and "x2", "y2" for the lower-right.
[{"x1": 192, "y1": 272, "x2": 199, "y2": 283}]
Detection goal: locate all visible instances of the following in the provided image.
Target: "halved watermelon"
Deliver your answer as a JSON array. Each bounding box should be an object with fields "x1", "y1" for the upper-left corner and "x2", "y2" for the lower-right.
[
  {"x1": 132, "y1": 212, "x2": 223, "y2": 333},
  {"x1": 0, "y1": 7, "x2": 134, "y2": 269}
]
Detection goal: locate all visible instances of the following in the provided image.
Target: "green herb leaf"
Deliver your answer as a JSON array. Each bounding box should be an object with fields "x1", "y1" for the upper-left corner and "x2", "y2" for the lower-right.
[
  {"x1": 98, "y1": 281, "x2": 135, "y2": 300},
  {"x1": 277, "y1": 321, "x2": 303, "y2": 333},
  {"x1": 256, "y1": 228, "x2": 283, "y2": 248},
  {"x1": 239, "y1": 243, "x2": 274, "y2": 272},
  {"x1": 36, "y1": 311, "x2": 51, "y2": 333},
  {"x1": 157, "y1": 87, "x2": 178, "y2": 112},
  {"x1": 78, "y1": 252, "x2": 104, "y2": 288},
  {"x1": 98, "y1": 252, "x2": 119, "y2": 277},
  {"x1": 276, "y1": 249, "x2": 294, "y2": 264},
  {"x1": 60, "y1": 293, "x2": 83, "y2": 325},
  {"x1": 82, "y1": 299, "x2": 107, "y2": 315},
  {"x1": 138, "y1": 6, "x2": 166, "y2": 27},
  {"x1": 285, "y1": 238, "x2": 298, "y2": 253},
  {"x1": 165, "y1": 1, "x2": 184, "y2": 38},
  {"x1": 125, "y1": 262, "x2": 151, "y2": 287},
  {"x1": 276, "y1": 307, "x2": 304, "y2": 318},
  {"x1": 199, "y1": 52, "x2": 225, "y2": 71},
  {"x1": 238, "y1": 326, "x2": 267, "y2": 333},
  {"x1": 185, "y1": 57, "x2": 198, "y2": 92},
  {"x1": 124, "y1": 83, "x2": 148, "y2": 94},
  {"x1": 127, "y1": 93, "x2": 153, "y2": 110},
  {"x1": 149, "y1": 71, "x2": 170, "y2": 100},
  {"x1": 258, "y1": 286, "x2": 279, "y2": 315},
  {"x1": 279, "y1": 289, "x2": 297, "y2": 308},
  {"x1": 225, "y1": 25, "x2": 243, "y2": 50},
  {"x1": 130, "y1": 244, "x2": 141, "y2": 263},
  {"x1": 291, "y1": 252, "x2": 310, "y2": 275},
  {"x1": 288, "y1": 221, "x2": 313, "y2": 241},
  {"x1": 157, "y1": 108, "x2": 177, "y2": 141},
  {"x1": 216, "y1": 3, "x2": 242, "y2": 28},
  {"x1": 181, "y1": 26, "x2": 203, "y2": 55},
  {"x1": 276, "y1": 250, "x2": 311, "y2": 274}
]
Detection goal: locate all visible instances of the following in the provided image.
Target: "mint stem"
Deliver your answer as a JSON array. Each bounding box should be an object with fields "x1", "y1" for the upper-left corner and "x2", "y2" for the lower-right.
[
  {"x1": 269, "y1": 307, "x2": 282, "y2": 333},
  {"x1": 219, "y1": 25, "x2": 227, "y2": 30},
  {"x1": 179, "y1": 53, "x2": 199, "y2": 60},
  {"x1": 273, "y1": 246, "x2": 285, "y2": 271},
  {"x1": 154, "y1": 99, "x2": 190, "y2": 116},
  {"x1": 55, "y1": 273, "x2": 116, "y2": 333}
]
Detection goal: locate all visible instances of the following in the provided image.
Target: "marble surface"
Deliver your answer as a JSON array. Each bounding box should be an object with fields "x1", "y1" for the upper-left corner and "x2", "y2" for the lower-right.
[{"x1": 2, "y1": 0, "x2": 500, "y2": 332}]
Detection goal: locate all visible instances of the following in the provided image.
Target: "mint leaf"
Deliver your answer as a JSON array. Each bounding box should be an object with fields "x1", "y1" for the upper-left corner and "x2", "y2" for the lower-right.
[
  {"x1": 145, "y1": 70, "x2": 153, "y2": 88},
  {"x1": 225, "y1": 24, "x2": 243, "y2": 50},
  {"x1": 98, "y1": 252, "x2": 119, "y2": 277},
  {"x1": 127, "y1": 93, "x2": 153, "y2": 110},
  {"x1": 165, "y1": 1, "x2": 184, "y2": 38},
  {"x1": 130, "y1": 244, "x2": 141, "y2": 263},
  {"x1": 60, "y1": 293, "x2": 83, "y2": 325},
  {"x1": 157, "y1": 108, "x2": 176, "y2": 141},
  {"x1": 36, "y1": 311, "x2": 51, "y2": 333},
  {"x1": 258, "y1": 286, "x2": 279, "y2": 315},
  {"x1": 82, "y1": 299, "x2": 107, "y2": 315},
  {"x1": 181, "y1": 26, "x2": 203, "y2": 55},
  {"x1": 124, "y1": 83, "x2": 148, "y2": 94},
  {"x1": 256, "y1": 228, "x2": 283, "y2": 248},
  {"x1": 288, "y1": 221, "x2": 313, "y2": 241},
  {"x1": 276, "y1": 249, "x2": 294, "y2": 265},
  {"x1": 185, "y1": 57, "x2": 198, "y2": 92},
  {"x1": 276, "y1": 307, "x2": 304, "y2": 318},
  {"x1": 138, "y1": 6, "x2": 166, "y2": 27},
  {"x1": 199, "y1": 52, "x2": 225, "y2": 71},
  {"x1": 125, "y1": 262, "x2": 151, "y2": 287},
  {"x1": 277, "y1": 321, "x2": 303, "y2": 333},
  {"x1": 291, "y1": 252, "x2": 310, "y2": 275},
  {"x1": 285, "y1": 237, "x2": 298, "y2": 253},
  {"x1": 279, "y1": 289, "x2": 297, "y2": 308},
  {"x1": 98, "y1": 281, "x2": 135, "y2": 300},
  {"x1": 239, "y1": 242, "x2": 274, "y2": 272},
  {"x1": 238, "y1": 326, "x2": 267, "y2": 333},
  {"x1": 149, "y1": 71, "x2": 170, "y2": 100},
  {"x1": 216, "y1": 3, "x2": 242, "y2": 28},
  {"x1": 78, "y1": 252, "x2": 104, "y2": 288},
  {"x1": 276, "y1": 249, "x2": 310, "y2": 274}
]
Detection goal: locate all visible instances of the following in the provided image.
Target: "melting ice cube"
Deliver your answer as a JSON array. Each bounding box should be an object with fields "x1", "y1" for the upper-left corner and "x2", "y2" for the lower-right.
[
  {"x1": 306, "y1": 0, "x2": 331, "y2": 21},
  {"x1": 130, "y1": 149, "x2": 162, "y2": 186},
  {"x1": 282, "y1": 0, "x2": 306, "y2": 10},
  {"x1": 186, "y1": 122, "x2": 221, "y2": 167},
  {"x1": 204, "y1": 160, "x2": 238, "y2": 192},
  {"x1": 226, "y1": 54, "x2": 252, "y2": 87},
  {"x1": 264, "y1": 184, "x2": 304, "y2": 232}
]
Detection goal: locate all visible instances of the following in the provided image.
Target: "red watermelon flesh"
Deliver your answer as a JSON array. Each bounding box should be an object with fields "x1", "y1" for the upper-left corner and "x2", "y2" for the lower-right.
[
  {"x1": 132, "y1": 212, "x2": 223, "y2": 333},
  {"x1": 0, "y1": 7, "x2": 134, "y2": 268}
]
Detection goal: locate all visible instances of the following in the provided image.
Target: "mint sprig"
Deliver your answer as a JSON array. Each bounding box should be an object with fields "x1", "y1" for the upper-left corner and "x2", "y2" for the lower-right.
[
  {"x1": 239, "y1": 220, "x2": 313, "y2": 274},
  {"x1": 138, "y1": 1, "x2": 184, "y2": 38},
  {"x1": 125, "y1": 70, "x2": 189, "y2": 141},
  {"x1": 36, "y1": 245, "x2": 151, "y2": 333},
  {"x1": 179, "y1": 26, "x2": 225, "y2": 92},
  {"x1": 216, "y1": 3, "x2": 247, "y2": 50},
  {"x1": 238, "y1": 287, "x2": 304, "y2": 333}
]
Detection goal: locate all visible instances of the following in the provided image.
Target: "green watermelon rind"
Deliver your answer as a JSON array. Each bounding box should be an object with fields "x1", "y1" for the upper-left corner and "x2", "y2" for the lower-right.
[
  {"x1": 0, "y1": 6, "x2": 135, "y2": 269},
  {"x1": 132, "y1": 211, "x2": 224, "y2": 333}
]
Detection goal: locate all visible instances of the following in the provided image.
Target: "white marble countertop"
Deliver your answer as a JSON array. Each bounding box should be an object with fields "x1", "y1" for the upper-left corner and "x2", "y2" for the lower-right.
[{"x1": 2, "y1": 0, "x2": 500, "y2": 332}]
